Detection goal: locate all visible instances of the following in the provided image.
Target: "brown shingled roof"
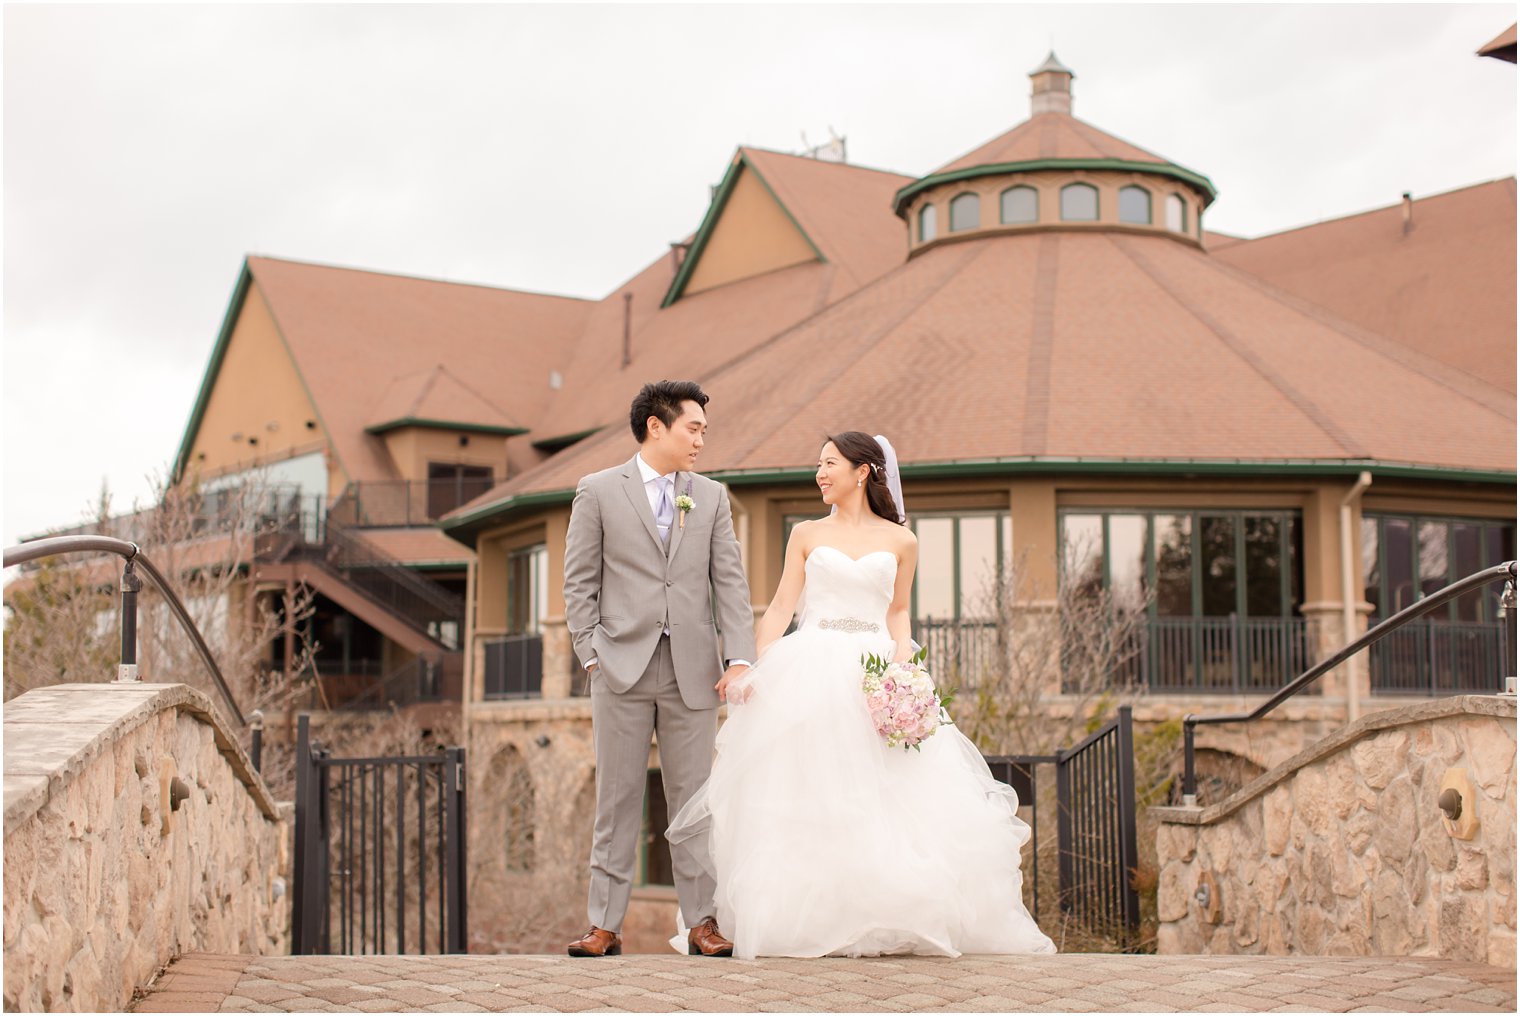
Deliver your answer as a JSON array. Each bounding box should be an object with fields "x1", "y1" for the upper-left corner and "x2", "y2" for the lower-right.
[
  {"x1": 932, "y1": 112, "x2": 1174, "y2": 175},
  {"x1": 246, "y1": 257, "x2": 592, "y2": 482},
  {"x1": 447, "y1": 228, "x2": 1514, "y2": 528},
  {"x1": 1211, "y1": 179, "x2": 1518, "y2": 393},
  {"x1": 366, "y1": 364, "x2": 521, "y2": 433}
]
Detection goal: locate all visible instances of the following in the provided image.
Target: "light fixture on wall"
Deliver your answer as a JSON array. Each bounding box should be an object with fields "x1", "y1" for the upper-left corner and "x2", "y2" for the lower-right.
[{"x1": 535, "y1": 734, "x2": 551, "y2": 749}]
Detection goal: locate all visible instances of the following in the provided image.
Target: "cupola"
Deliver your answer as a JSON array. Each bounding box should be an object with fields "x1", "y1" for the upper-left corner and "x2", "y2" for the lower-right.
[{"x1": 893, "y1": 56, "x2": 1217, "y2": 253}]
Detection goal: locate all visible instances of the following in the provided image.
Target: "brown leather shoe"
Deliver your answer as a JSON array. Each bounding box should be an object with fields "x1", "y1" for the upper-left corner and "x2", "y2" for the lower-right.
[
  {"x1": 687, "y1": 916, "x2": 734, "y2": 957},
  {"x1": 567, "y1": 926, "x2": 622, "y2": 957}
]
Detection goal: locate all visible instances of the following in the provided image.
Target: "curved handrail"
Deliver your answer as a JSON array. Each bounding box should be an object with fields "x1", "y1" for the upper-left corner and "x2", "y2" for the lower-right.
[
  {"x1": 4, "y1": 535, "x2": 247, "y2": 727},
  {"x1": 1181, "y1": 559, "x2": 1516, "y2": 802}
]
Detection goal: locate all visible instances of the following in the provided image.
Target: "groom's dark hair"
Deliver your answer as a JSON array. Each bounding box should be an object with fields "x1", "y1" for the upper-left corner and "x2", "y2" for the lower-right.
[{"x1": 630, "y1": 380, "x2": 709, "y2": 442}]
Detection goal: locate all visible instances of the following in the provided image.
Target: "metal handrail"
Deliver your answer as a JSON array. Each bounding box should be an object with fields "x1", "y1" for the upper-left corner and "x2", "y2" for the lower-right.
[
  {"x1": 3, "y1": 535, "x2": 247, "y2": 727},
  {"x1": 1180, "y1": 560, "x2": 1517, "y2": 803}
]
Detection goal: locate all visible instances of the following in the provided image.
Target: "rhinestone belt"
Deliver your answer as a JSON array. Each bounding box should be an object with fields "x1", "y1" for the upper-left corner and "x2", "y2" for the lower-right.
[{"x1": 817, "y1": 617, "x2": 881, "y2": 633}]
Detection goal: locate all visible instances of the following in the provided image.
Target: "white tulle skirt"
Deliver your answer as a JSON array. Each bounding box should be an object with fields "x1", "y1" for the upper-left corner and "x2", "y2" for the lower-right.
[{"x1": 666, "y1": 623, "x2": 1057, "y2": 959}]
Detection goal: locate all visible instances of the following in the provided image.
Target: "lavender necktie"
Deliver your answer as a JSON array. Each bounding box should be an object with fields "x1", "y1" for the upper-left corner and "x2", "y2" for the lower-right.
[{"x1": 655, "y1": 476, "x2": 675, "y2": 545}]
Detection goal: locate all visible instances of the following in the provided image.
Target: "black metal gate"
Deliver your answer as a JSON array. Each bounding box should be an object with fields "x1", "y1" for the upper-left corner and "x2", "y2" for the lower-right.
[
  {"x1": 291, "y1": 714, "x2": 468, "y2": 954},
  {"x1": 986, "y1": 704, "x2": 1140, "y2": 937}
]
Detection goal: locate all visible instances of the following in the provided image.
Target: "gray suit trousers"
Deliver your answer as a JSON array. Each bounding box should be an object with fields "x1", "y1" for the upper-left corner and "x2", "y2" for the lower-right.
[{"x1": 587, "y1": 636, "x2": 718, "y2": 932}]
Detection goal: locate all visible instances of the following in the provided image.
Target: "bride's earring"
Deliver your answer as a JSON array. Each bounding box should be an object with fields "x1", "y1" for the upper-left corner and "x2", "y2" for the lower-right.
[{"x1": 857, "y1": 478, "x2": 863, "y2": 487}]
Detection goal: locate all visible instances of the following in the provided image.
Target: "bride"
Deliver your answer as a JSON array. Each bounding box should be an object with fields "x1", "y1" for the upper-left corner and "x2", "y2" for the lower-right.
[{"x1": 667, "y1": 431, "x2": 1056, "y2": 959}]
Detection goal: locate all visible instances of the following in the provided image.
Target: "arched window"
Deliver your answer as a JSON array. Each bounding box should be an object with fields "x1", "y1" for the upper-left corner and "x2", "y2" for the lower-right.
[
  {"x1": 918, "y1": 203, "x2": 938, "y2": 243},
  {"x1": 1166, "y1": 194, "x2": 1188, "y2": 233},
  {"x1": 1060, "y1": 183, "x2": 1099, "y2": 221},
  {"x1": 1000, "y1": 185, "x2": 1038, "y2": 224},
  {"x1": 1119, "y1": 186, "x2": 1152, "y2": 225},
  {"x1": 949, "y1": 192, "x2": 981, "y2": 232}
]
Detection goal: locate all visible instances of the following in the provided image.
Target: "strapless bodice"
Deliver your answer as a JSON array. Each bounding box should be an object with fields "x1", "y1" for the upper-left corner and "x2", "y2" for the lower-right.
[{"x1": 797, "y1": 546, "x2": 896, "y2": 629}]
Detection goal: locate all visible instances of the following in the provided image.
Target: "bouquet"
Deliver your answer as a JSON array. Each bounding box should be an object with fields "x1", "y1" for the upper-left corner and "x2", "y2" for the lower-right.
[{"x1": 860, "y1": 645, "x2": 952, "y2": 751}]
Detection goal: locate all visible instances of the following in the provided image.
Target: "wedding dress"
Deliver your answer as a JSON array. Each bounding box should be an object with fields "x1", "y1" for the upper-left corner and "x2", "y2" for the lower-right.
[{"x1": 666, "y1": 544, "x2": 1057, "y2": 959}]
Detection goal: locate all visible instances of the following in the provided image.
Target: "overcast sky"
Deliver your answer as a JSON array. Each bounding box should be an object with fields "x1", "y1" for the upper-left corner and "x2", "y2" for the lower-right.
[{"x1": 4, "y1": 3, "x2": 1516, "y2": 553}]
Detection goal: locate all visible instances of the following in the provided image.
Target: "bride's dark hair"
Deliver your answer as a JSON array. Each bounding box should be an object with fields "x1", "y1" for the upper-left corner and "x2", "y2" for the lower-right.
[{"x1": 825, "y1": 431, "x2": 903, "y2": 526}]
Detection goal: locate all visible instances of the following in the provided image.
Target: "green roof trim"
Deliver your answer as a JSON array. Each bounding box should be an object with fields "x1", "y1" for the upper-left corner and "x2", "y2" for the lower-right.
[
  {"x1": 531, "y1": 424, "x2": 605, "y2": 452},
  {"x1": 437, "y1": 455, "x2": 1515, "y2": 546},
  {"x1": 365, "y1": 417, "x2": 529, "y2": 437},
  {"x1": 172, "y1": 261, "x2": 352, "y2": 490},
  {"x1": 172, "y1": 265, "x2": 252, "y2": 483},
  {"x1": 893, "y1": 158, "x2": 1219, "y2": 216},
  {"x1": 661, "y1": 150, "x2": 827, "y2": 308}
]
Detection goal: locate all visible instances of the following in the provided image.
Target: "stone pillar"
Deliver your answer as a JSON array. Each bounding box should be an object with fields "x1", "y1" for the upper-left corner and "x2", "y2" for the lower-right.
[
  {"x1": 541, "y1": 618, "x2": 572, "y2": 700},
  {"x1": 1009, "y1": 479, "x2": 1060, "y2": 696}
]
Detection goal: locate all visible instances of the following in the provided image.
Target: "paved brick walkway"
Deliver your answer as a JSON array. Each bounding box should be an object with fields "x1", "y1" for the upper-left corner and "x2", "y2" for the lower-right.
[{"x1": 132, "y1": 952, "x2": 1516, "y2": 1013}]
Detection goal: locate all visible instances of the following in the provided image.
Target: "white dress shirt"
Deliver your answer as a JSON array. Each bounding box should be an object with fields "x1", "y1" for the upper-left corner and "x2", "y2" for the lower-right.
[{"x1": 585, "y1": 453, "x2": 749, "y2": 672}]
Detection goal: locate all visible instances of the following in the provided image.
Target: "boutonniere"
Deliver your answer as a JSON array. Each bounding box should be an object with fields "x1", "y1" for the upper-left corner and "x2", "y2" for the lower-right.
[{"x1": 674, "y1": 479, "x2": 695, "y2": 528}]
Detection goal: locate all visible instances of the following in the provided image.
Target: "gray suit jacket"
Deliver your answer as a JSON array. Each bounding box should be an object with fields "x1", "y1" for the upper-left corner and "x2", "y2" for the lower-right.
[{"x1": 563, "y1": 455, "x2": 756, "y2": 710}]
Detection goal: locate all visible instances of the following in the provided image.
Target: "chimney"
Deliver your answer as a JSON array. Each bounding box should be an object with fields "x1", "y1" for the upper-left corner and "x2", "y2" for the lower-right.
[
  {"x1": 1401, "y1": 192, "x2": 1414, "y2": 235},
  {"x1": 1030, "y1": 52, "x2": 1075, "y2": 116}
]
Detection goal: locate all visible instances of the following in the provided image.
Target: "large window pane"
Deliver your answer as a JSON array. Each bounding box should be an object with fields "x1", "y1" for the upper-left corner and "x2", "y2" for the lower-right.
[
  {"x1": 1062, "y1": 514, "x2": 1104, "y2": 602},
  {"x1": 1453, "y1": 523, "x2": 1484, "y2": 620},
  {"x1": 1153, "y1": 514, "x2": 1192, "y2": 616},
  {"x1": 914, "y1": 517, "x2": 955, "y2": 619},
  {"x1": 1417, "y1": 521, "x2": 1449, "y2": 600},
  {"x1": 1199, "y1": 515, "x2": 1237, "y2": 616},
  {"x1": 1361, "y1": 517, "x2": 1380, "y2": 614},
  {"x1": 1383, "y1": 518, "x2": 1413, "y2": 613},
  {"x1": 1243, "y1": 516, "x2": 1283, "y2": 617},
  {"x1": 1109, "y1": 515, "x2": 1147, "y2": 613},
  {"x1": 958, "y1": 515, "x2": 999, "y2": 618}
]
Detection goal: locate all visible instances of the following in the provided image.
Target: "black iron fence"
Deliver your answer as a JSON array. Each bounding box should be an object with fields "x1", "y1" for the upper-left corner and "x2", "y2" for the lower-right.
[
  {"x1": 1119, "y1": 616, "x2": 1313, "y2": 694},
  {"x1": 483, "y1": 634, "x2": 543, "y2": 699},
  {"x1": 917, "y1": 617, "x2": 1000, "y2": 686},
  {"x1": 327, "y1": 480, "x2": 495, "y2": 529},
  {"x1": 987, "y1": 705, "x2": 1141, "y2": 941},
  {"x1": 1368, "y1": 618, "x2": 1508, "y2": 696},
  {"x1": 292, "y1": 715, "x2": 467, "y2": 955}
]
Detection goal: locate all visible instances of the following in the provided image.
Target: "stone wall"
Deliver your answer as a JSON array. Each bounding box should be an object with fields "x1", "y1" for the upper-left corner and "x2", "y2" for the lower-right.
[
  {"x1": 1153, "y1": 696, "x2": 1516, "y2": 968},
  {"x1": 4, "y1": 684, "x2": 288, "y2": 1012}
]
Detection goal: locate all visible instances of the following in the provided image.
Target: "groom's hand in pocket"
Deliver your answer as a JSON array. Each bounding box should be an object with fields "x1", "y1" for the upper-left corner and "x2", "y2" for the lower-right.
[{"x1": 716, "y1": 663, "x2": 750, "y2": 704}]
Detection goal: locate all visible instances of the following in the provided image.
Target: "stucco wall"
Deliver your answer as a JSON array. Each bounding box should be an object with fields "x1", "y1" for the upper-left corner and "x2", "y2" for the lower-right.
[
  {"x1": 3, "y1": 684, "x2": 288, "y2": 1012},
  {"x1": 1153, "y1": 696, "x2": 1516, "y2": 968}
]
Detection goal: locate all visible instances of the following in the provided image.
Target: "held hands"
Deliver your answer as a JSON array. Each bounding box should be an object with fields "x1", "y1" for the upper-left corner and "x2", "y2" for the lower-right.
[{"x1": 715, "y1": 663, "x2": 751, "y2": 704}]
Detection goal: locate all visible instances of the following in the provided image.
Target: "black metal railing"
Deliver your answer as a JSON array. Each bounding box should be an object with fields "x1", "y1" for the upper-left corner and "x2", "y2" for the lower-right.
[
  {"x1": 483, "y1": 634, "x2": 543, "y2": 699},
  {"x1": 917, "y1": 617, "x2": 1000, "y2": 685},
  {"x1": 22, "y1": 486, "x2": 324, "y2": 553},
  {"x1": 342, "y1": 654, "x2": 445, "y2": 711},
  {"x1": 1182, "y1": 561, "x2": 1517, "y2": 801},
  {"x1": 982, "y1": 756, "x2": 1049, "y2": 919},
  {"x1": 1369, "y1": 618, "x2": 1508, "y2": 696},
  {"x1": 292, "y1": 715, "x2": 467, "y2": 955},
  {"x1": 1117, "y1": 616, "x2": 1313, "y2": 694},
  {"x1": 320, "y1": 522, "x2": 464, "y2": 645},
  {"x1": 2, "y1": 535, "x2": 246, "y2": 728},
  {"x1": 327, "y1": 479, "x2": 495, "y2": 529},
  {"x1": 987, "y1": 705, "x2": 1141, "y2": 940}
]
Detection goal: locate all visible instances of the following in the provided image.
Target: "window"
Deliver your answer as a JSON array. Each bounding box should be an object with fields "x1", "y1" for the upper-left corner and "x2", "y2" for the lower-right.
[
  {"x1": 1165, "y1": 194, "x2": 1188, "y2": 233},
  {"x1": 949, "y1": 192, "x2": 981, "y2": 232},
  {"x1": 1059, "y1": 509, "x2": 1307, "y2": 693},
  {"x1": 918, "y1": 203, "x2": 938, "y2": 242},
  {"x1": 1362, "y1": 513, "x2": 1515, "y2": 695},
  {"x1": 507, "y1": 543, "x2": 548, "y2": 635},
  {"x1": 428, "y1": 462, "x2": 494, "y2": 518},
  {"x1": 1119, "y1": 186, "x2": 1152, "y2": 225},
  {"x1": 1000, "y1": 186, "x2": 1038, "y2": 224},
  {"x1": 1060, "y1": 183, "x2": 1099, "y2": 221}
]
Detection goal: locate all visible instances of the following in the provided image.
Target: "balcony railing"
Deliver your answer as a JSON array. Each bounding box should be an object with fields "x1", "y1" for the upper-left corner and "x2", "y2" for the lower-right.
[
  {"x1": 1369, "y1": 618, "x2": 1508, "y2": 696},
  {"x1": 483, "y1": 634, "x2": 543, "y2": 699},
  {"x1": 916, "y1": 614, "x2": 1314, "y2": 695},
  {"x1": 328, "y1": 480, "x2": 495, "y2": 529}
]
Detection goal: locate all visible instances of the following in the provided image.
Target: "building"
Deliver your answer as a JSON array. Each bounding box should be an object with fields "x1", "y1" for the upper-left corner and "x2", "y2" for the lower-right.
[{"x1": 12, "y1": 53, "x2": 1514, "y2": 952}]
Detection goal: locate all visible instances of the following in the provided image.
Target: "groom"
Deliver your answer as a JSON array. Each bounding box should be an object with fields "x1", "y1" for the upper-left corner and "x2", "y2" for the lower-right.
[{"x1": 562, "y1": 380, "x2": 755, "y2": 958}]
